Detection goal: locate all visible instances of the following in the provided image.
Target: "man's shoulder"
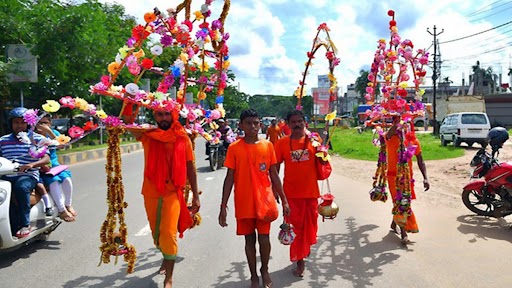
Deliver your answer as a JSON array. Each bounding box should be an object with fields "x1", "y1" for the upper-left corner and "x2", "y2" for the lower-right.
[{"x1": 0, "y1": 134, "x2": 13, "y2": 140}]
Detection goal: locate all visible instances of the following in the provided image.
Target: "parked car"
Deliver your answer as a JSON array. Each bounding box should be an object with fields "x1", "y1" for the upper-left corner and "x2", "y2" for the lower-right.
[{"x1": 439, "y1": 112, "x2": 491, "y2": 147}]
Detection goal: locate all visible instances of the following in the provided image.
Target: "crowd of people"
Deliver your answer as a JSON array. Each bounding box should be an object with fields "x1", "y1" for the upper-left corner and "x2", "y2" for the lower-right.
[{"x1": 0, "y1": 106, "x2": 428, "y2": 288}]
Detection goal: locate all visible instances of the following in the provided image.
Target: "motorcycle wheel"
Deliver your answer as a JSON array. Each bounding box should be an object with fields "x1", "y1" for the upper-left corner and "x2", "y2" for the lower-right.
[
  {"x1": 462, "y1": 189, "x2": 501, "y2": 217},
  {"x1": 209, "y1": 149, "x2": 219, "y2": 171}
]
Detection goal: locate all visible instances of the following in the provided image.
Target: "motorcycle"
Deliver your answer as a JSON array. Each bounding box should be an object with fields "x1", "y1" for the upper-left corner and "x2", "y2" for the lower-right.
[
  {"x1": 0, "y1": 157, "x2": 61, "y2": 251},
  {"x1": 462, "y1": 147, "x2": 512, "y2": 217},
  {"x1": 209, "y1": 140, "x2": 227, "y2": 171}
]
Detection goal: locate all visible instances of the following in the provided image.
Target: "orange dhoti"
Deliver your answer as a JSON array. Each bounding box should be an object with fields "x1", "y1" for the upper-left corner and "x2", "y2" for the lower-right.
[
  {"x1": 288, "y1": 198, "x2": 318, "y2": 261},
  {"x1": 144, "y1": 192, "x2": 180, "y2": 260},
  {"x1": 387, "y1": 174, "x2": 418, "y2": 233}
]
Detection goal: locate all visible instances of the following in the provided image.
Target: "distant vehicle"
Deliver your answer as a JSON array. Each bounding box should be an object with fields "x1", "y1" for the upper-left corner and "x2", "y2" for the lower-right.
[
  {"x1": 440, "y1": 112, "x2": 491, "y2": 147},
  {"x1": 436, "y1": 95, "x2": 486, "y2": 122},
  {"x1": 51, "y1": 115, "x2": 88, "y2": 135}
]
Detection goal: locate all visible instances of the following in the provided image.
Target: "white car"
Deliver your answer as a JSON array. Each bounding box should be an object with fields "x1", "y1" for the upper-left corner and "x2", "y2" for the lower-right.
[{"x1": 440, "y1": 112, "x2": 491, "y2": 147}]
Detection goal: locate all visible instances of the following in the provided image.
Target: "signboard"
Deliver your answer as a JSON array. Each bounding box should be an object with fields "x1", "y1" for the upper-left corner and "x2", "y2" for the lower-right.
[
  {"x1": 6, "y1": 44, "x2": 38, "y2": 83},
  {"x1": 312, "y1": 87, "x2": 330, "y2": 115},
  {"x1": 317, "y1": 75, "x2": 330, "y2": 88}
]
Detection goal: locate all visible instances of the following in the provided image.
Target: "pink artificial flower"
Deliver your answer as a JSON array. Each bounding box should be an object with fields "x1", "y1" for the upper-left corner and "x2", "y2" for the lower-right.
[
  {"x1": 68, "y1": 126, "x2": 85, "y2": 139},
  {"x1": 28, "y1": 146, "x2": 47, "y2": 158},
  {"x1": 102, "y1": 116, "x2": 123, "y2": 127},
  {"x1": 23, "y1": 109, "x2": 39, "y2": 126},
  {"x1": 59, "y1": 96, "x2": 75, "y2": 109}
]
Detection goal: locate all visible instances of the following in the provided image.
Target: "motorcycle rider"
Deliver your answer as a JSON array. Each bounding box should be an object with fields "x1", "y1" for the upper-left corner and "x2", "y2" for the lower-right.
[
  {"x1": 0, "y1": 107, "x2": 50, "y2": 238},
  {"x1": 205, "y1": 119, "x2": 233, "y2": 160}
]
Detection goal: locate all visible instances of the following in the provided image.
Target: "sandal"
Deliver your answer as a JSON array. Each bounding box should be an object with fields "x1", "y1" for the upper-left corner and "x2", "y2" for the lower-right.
[
  {"x1": 59, "y1": 211, "x2": 76, "y2": 222},
  {"x1": 66, "y1": 206, "x2": 77, "y2": 217},
  {"x1": 16, "y1": 226, "x2": 32, "y2": 238}
]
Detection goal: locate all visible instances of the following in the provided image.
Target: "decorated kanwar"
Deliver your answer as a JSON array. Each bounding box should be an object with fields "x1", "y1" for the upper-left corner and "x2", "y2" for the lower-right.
[{"x1": 366, "y1": 10, "x2": 430, "y2": 245}]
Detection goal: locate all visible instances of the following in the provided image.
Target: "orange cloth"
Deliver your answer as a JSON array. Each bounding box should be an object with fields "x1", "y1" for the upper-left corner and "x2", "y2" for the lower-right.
[
  {"x1": 386, "y1": 134, "x2": 422, "y2": 233},
  {"x1": 274, "y1": 135, "x2": 320, "y2": 199},
  {"x1": 139, "y1": 127, "x2": 194, "y2": 198},
  {"x1": 236, "y1": 218, "x2": 271, "y2": 235},
  {"x1": 288, "y1": 198, "x2": 318, "y2": 261},
  {"x1": 279, "y1": 122, "x2": 291, "y2": 136},
  {"x1": 224, "y1": 139, "x2": 277, "y2": 219},
  {"x1": 144, "y1": 193, "x2": 180, "y2": 259},
  {"x1": 266, "y1": 125, "x2": 281, "y2": 144}
]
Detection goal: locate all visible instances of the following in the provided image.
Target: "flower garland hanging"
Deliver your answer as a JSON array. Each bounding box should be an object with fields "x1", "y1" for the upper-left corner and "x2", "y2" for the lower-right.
[{"x1": 369, "y1": 127, "x2": 388, "y2": 202}]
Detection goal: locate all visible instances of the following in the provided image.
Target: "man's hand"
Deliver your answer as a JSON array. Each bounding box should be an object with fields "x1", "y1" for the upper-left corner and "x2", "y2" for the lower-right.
[
  {"x1": 423, "y1": 179, "x2": 430, "y2": 191},
  {"x1": 36, "y1": 123, "x2": 52, "y2": 134},
  {"x1": 19, "y1": 163, "x2": 34, "y2": 173},
  {"x1": 190, "y1": 194, "x2": 201, "y2": 213},
  {"x1": 218, "y1": 207, "x2": 228, "y2": 227},
  {"x1": 282, "y1": 202, "x2": 291, "y2": 217}
]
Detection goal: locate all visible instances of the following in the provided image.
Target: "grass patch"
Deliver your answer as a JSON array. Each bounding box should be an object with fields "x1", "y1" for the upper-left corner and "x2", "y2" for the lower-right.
[
  {"x1": 330, "y1": 129, "x2": 465, "y2": 161},
  {"x1": 57, "y1": 140, "x2": 137, "y2": 155}
]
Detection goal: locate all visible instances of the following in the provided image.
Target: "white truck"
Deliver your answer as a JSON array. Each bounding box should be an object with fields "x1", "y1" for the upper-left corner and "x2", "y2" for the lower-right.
[{"x1": 435, "y1": 95, "x2": 486, "y2": 122}]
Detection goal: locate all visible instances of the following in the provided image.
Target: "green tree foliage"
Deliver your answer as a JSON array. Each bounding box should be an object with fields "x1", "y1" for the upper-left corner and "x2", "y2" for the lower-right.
[
  {"x1": 0, "y1": 0, "x2": 136, "y2": 114},
  {"x1": 248, "y1": 95, "x2": 313, "y2": 119}
]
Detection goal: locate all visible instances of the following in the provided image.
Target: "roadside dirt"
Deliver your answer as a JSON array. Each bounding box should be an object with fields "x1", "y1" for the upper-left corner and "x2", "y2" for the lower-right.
[{"x1": 331, "y1": 144, "x2": 512, "y2": 208}]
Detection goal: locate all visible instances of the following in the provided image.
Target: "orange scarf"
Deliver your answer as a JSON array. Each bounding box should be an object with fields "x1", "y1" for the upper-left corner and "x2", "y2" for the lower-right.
[{"x1": 144, "y1": 122, "x2": 188, "y2": 194}]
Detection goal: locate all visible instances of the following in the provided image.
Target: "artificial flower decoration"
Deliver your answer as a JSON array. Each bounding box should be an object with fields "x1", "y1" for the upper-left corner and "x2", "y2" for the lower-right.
[
  {"x1": 42, "y1": 100, "x2": 60, "y2": 113},
  {"x1": 150, "y1": 45, "x2": 163, "y2": 56},
  {"x1": 55, "y1": 134, "x2": 71, "y2": 145},
  {"x1": 141, "y1": 58, "x2": 154, "y2": 70},
  {"x1": 16, "y1": 132, "x2": 31, "y2": 144},
  {"x1": 325, "y1": 111, "x2": 337, "y2": 121},
  {"x1": 28, "y1": 145, "x2": 48, "y2": 159},
  {"x1": 108, "y1": 62, "x2": 121, "y2": 75},
  {"x1": 144, "y1": 12, "x2": 156, "y2": 23},
  {"x1": 59, "y1": 96, "x2": 75, "y2": 109},
  {"x1": 96, "y1": 109, "x2": 108, "y2": 119},
  {"x1": 68, "y1": 126, "x2": 85, "y2": 139},
  {"x1": 125, "y1": 83, "x2": 140, "y2": 95},
  {"x1": 83, "y1": 121, "x2": 98, "y2": 131},
  {"x1": 23, "y1": 109, "x2": 39, "y2": 126}
]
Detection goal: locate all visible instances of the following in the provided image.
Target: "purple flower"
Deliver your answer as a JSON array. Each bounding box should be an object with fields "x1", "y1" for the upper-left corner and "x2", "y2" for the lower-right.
[
  {"x1": 160, "y1": 34, "x2": 174, "y2": 47},
  {"x1": 196, "y1": 28, "x2": 208, "y2": 40},
  {"x1": 222, "y1": 33, "x2": 230, "y2": 41},
  {"x1": 23, "y1": 109, "x2": 39, "y2": 126},
  {"x1": 103, "y1": 116, "x2": 123, "y2": 127},
  {"x1": 126, "y1": 37, "x2": 136, "y2": 48},
  {"x1": 296, "y1": 105, "x2": 303, "y2": 111},
  {"x1": 212, "y1": 20, "x2": 222, "y2": 30}
]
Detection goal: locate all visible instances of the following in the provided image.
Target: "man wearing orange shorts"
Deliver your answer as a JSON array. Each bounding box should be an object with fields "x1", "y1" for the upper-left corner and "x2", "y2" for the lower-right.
[
  {"x1": 219, "y1": 108, "x2": 290, "y2": 288},
  {"x1": 126, "y1": 107, "x2": 200, "y2": 288},
  {"x1": 274, "y1": 109, "x2": 320, "y2": 278}
]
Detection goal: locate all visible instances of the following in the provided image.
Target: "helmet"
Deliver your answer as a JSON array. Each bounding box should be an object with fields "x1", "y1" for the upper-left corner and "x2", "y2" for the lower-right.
[
  {"x1": 8, "y1": 107, "x2": 28, "y2": 120},
  {"x1": 487, "y1": 127, "x2": 509, "y2": 149}
]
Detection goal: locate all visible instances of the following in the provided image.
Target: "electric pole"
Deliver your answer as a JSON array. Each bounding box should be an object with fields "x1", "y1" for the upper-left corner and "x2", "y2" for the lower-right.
[{"x1": 427, "y1": 25, "x2": 443, "y2": 135}]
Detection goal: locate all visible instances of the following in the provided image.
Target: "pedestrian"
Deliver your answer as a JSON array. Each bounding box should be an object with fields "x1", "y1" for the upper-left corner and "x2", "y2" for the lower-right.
[
  {"x1": 386, "y1": 117, "x2": 429, "y2": 244},
  {"x1": 125, "y1": 108, "x2": 200, "y2": 288},
  {"x1": 0, "y1": 107, "x2": 51, "y2": 238},
  {"x1": 219, "y1": 108, "x2": 290, "y2": 288},
  {"x1": 274, "y1": 109, "x2": 320, "y2": 277},
  {"x1": 278, "y1": 118, "x2": 291, "y2": 136},
  {"x1": 265, "y1": 119, "x2": 281, "y2": 145}
]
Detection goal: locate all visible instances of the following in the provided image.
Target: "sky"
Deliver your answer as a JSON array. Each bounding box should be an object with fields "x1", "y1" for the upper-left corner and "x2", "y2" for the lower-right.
[{"x1": 100, "y1": 0, "x2": 512, "y2": 97}]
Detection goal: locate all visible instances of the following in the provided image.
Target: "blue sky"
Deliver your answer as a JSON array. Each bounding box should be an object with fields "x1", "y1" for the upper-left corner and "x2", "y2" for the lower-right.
[{"x1": 102, "y1": 0, "x2": 512, "y2": 96}]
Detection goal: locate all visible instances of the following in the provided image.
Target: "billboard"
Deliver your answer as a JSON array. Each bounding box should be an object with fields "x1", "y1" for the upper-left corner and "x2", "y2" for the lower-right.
[
  {"x1": 312, "y1": 87, "x2": 330, "y2": 115},
  {"x1": 6, "y1": 44, "x2": 38, "y2": 83}
]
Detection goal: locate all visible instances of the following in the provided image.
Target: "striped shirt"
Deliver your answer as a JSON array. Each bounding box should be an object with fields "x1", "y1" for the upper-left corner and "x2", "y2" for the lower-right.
[{"x1": 0, "y1": 132, "x2": 48, "y2": 180}]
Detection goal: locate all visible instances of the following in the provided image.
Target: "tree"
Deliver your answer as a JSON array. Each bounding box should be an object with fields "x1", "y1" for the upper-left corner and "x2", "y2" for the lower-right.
[{"x1": 354, "y1": 69, "x2": 369, "y2": 103}]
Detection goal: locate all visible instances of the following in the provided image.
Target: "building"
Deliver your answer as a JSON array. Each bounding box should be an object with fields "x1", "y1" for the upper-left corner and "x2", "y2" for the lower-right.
[{"x1": 312, "y1": 75, "x2": 339, "y2": 115}]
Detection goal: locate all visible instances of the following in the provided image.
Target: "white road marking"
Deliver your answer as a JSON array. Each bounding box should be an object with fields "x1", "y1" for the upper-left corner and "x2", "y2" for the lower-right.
[
  {"x1": 205, "y1": 177, "x2": 215, "y2": 181},
  {"x1": 135, "y1": 224, "x2": 151, "y2": 236}
]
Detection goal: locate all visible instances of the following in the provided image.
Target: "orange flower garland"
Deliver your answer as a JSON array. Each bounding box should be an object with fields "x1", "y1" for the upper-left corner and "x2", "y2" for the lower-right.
[{"x1": 99, "y1": 126, "x2": 136, "y2": 273}]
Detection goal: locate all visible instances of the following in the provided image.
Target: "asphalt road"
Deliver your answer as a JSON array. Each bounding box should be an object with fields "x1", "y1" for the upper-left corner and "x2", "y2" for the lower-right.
[{"x1": 0, "y1": 137, "x2": 511, "y2": 287}]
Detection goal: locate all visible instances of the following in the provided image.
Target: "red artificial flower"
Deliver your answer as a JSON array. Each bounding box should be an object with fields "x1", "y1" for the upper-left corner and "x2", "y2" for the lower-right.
[
  {"x1": 141, "y1": 58, "x2": 154, "y2": 70},
  {"x1": 83, "y1": 121, "x2": 98, "y2": 131},
  {"x1": 190, "y1": 66, "x2": 197, "y2": 71},
  {"x1": 388, "y1": 10, "x2": 395, "y2": 17},
  {"x1": 132, "y1": 25, "x2": 150, "y2": 42},
  {"x1": 220, "y1": 44, "x2": 229, "y2": 56},
  {"x1": 299, "y1": 80, "x2": 305, "y2": 85},
  {"x1": 307, "y1": 52, "x2": 315, "y2": 59},
  {"x1": 199, "y1": 22, "x2": 210, "y2": 29},
  {"x1": 68, "y1": 126, "x2": 84, "y2": 139},
  {"x1": 176, "y1": 31, "x2": 191, "y2": 45},
  {"x1": 317, "y1": 23, "x2": 329, "y2": 31},
  {"x1": 326, "y1": 51, "x2": 335, "y2": 60},
  {"x1": 397, "y1": 88, "x2": 408, "y2": 97},
  {"x1": 182, "y1": 20, "x2": 193, "y2": 32},
  {"x1": 389, "y1": 20, "x2": 396, "y2": 27}
]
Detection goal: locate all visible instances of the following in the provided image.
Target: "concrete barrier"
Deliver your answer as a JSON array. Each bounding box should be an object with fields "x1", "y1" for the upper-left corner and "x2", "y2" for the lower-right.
[{"x1": 57, "y1": 142, "x2": 142, "y2": 165}]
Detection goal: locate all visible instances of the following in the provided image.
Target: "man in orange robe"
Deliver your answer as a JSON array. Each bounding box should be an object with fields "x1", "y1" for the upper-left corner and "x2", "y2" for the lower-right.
[
  {"x1": 126, "y1": 108, "x2": 200, "y2": 288},
  {"x1": 266, "y1": 119, "x2": 282, "y2": 145},
  {"x1": 219, "y1": 108, "x2": 290, "y2": 288},
  {"x1": 386, "y1": 118, "x2": 429, "y2": 244},
  {"x1": 274, "y1": 109, "x2": 320, "y2": 277}
]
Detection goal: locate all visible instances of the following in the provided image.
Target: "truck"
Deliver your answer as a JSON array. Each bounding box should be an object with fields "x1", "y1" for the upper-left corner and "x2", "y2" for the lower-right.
[{"x1": 435, "y1": 95, "x2": 486, "y2": 122}]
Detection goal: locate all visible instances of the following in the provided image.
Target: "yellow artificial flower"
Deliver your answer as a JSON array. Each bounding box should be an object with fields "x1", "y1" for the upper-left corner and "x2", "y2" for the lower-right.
[
  {"x1": 325, "y1": 111, "x2": 337, "y2": 121},
  {"x1": 133, "y1": 49, "x2": 145, "y2": 59},
  {"x1": 328, "y1": 73, "x2": 336, "y2": 82},
  {"x1": 108, "y1": 62, "x2": 121, "y2": 75},
  {"x1": 419, "y1": 88, "x2": 426, "y2": 96},
  {"x1": 210, "y1": 122, "x2": 219, "y2": 130},
  {"x1": 197, "y1": 91, "x2": 206, "y2": 100},
  {"x1": 384, "y1": 75, "x2": 392, "y2": 81},
  {"x1": 201, "y1": 132, "x2": 212, "y2": 141},
  {"x1": 118, "y1": 46, "x2": 129, "y2": 58},
  {"x1": 194, "y1": 11, "x2": 204, "y2": 20},
  {"x1": 399, "y1": 81, "x2": 408, "y2": 88},
  {"x1": 180, "y1": 53, "x2": 189, "y2": 63},
  {"x1": 74, "y1": 97, "x2": 89, "y2": 110},
  {"x1": 42, "y1": 100, "x2": 60, "y2": 113},
  {"x1": 96, "y1": 109, "x2": 108, "y2": 119},
  {"x1": 217, "y1": 107, "x2": 226, "y2": 118},
  {"x1": 56, "y1": 134, "x2": 71, "y2": 145},
  {"x1": 198, "y1": 61, "x2": 209, "y2": 72},
  {"x1": 294, "y1": 87, "x2": 305, "y2": 98},
  {"x1": 316, "y1": 152, "x2": 331, "y2": 162},
  {"x1": 367, "y1": 82, "x2": 374, "y2": 87},
  {"x1": 177, "y1": 90, "x2": 184, "y2": 100},
  {"x1": 223, "y1": 60, "x2": 230, "y2": 70},
  {"x1": 311, "y1": 139, "x2": 321, "y2": 148}
]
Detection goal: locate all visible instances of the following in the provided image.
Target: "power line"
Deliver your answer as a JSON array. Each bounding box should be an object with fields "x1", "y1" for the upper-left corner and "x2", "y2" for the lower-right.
[
  {"x1": 440, "y1": 20, "x2": 512, "y2": 44},
  {"x1": 470, "y1": 4, "x2": 512, "y2": 22},
  {"x1": 466, "y1": 0, "x2": 508, "y2": 17}
]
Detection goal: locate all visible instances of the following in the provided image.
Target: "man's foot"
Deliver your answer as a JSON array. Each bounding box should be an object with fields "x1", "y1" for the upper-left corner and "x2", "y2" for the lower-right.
[
  {"x1": 45, "y1": 207, "x2": 53, "y2": 217},
  {"x1": 292, "y1": 260, "x2": 305, "y2": 277},
  {"x1": 16, "y1": 226, "x2": 32, "y2": 238},
  {"x1": 159, "y1": 260, "x2": 166, "y2": 275},
  {"x1": 260, "y1": 268, "x2": 273, "y2": 287},
  {"x1": 250, "y1": 275, "x2": 259, "y2": 288},
  {"x1": 400, "y1": 230, "x2": 410, "y2": 245},
  {"x1": 66, "y1": 206, "x2": 77, "y2": 217},
  {"x1": 390, "y1": 222, "x2": 398, "y2": 234},
  {"x1": 59, "y1": 210, "x2": 75, "y2": 222}
]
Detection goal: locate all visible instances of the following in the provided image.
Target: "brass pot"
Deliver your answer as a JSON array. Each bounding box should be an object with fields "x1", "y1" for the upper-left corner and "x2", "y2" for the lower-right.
[{"x1": 318, "y1": 199, "x2": 339, "y2": 221}]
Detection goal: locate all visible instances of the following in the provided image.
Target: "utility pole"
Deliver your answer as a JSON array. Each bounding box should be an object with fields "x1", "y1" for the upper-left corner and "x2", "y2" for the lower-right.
[{"x1": 427, "y1": 25, "x2": 443, "y2": 135}]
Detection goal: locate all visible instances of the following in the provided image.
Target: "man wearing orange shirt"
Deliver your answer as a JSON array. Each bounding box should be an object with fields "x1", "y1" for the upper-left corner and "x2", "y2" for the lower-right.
[
  {"x1": 265, "y1": 119, "x2": 281, "y2": 145},
  {"x1": 386, "y1": 117, "x2": 429, "y2": 244},
  {"x1": 219, "y1": 108, "x2": 290, "y2": 288},
  {"x1": 278, "y1": 118, "x2": 291, "y2": 136},
  {"x1": 127, "y1": 108, "x2": 200, "y2": 288},
  {"x1": 274, "y1": 109, "x2": 320, "y2": 278}
]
